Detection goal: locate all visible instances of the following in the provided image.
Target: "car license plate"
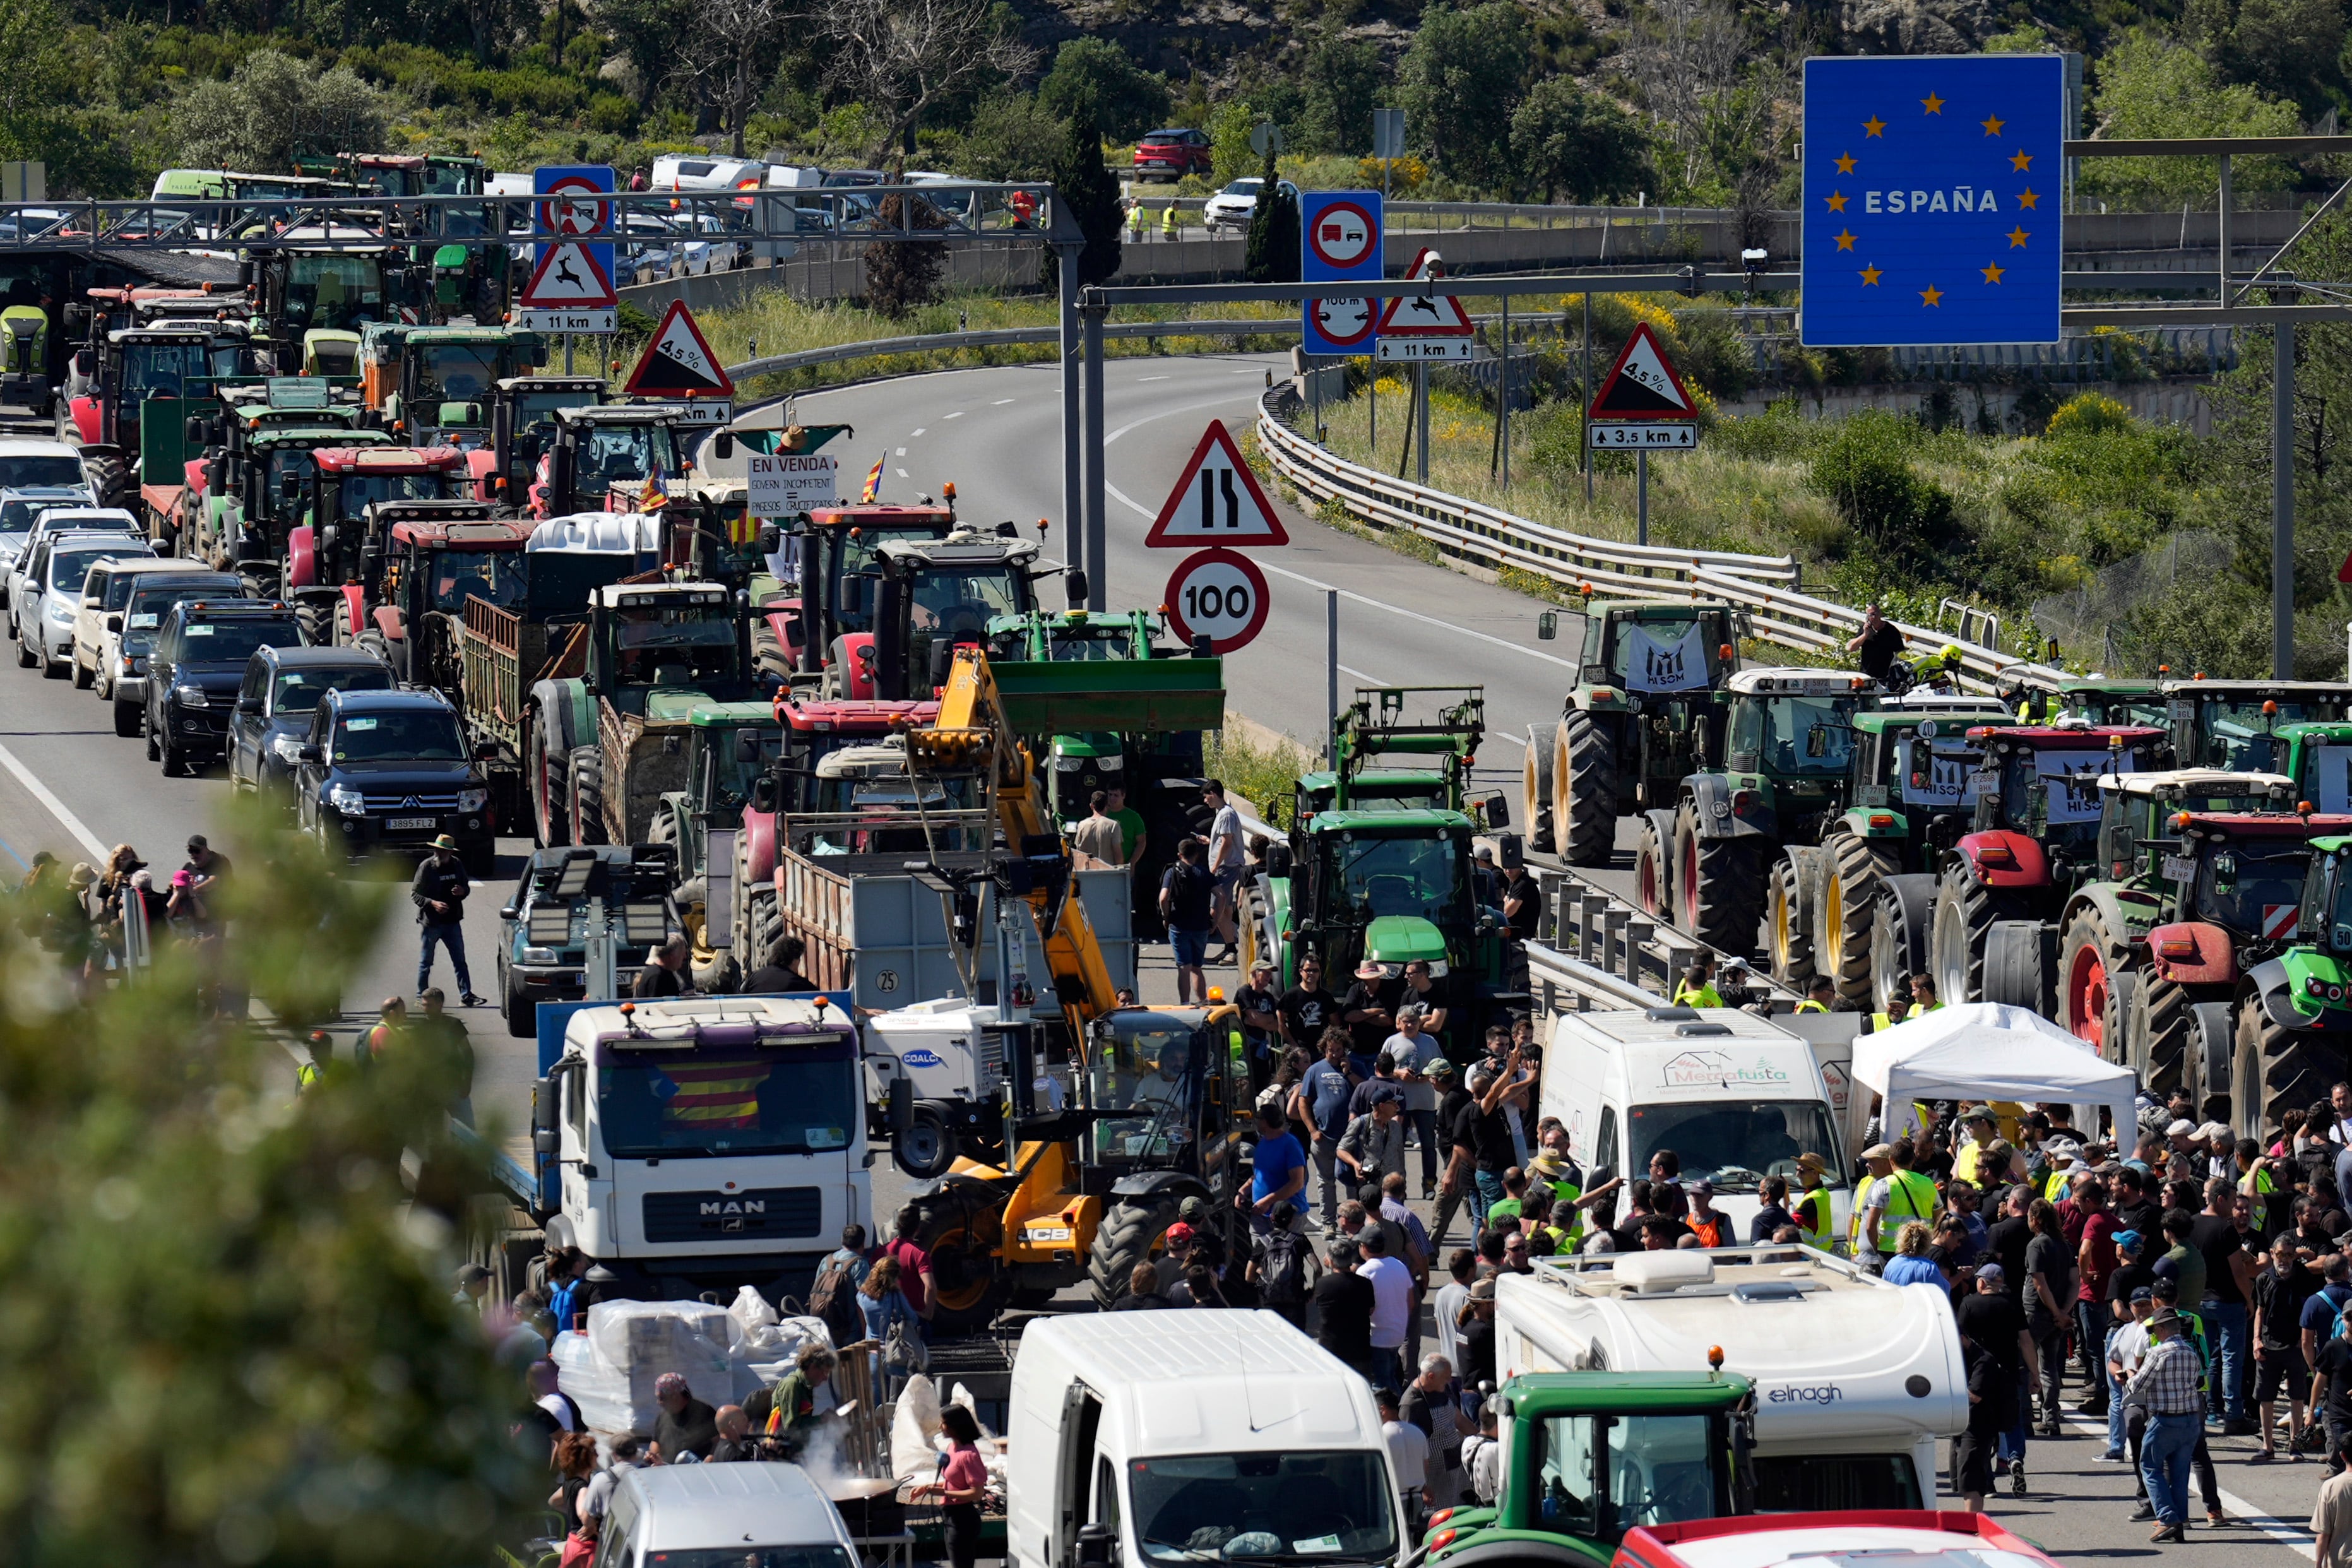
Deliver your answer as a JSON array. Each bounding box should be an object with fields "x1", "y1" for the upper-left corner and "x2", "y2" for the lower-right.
[{"x1": 388, "y1": 816, "x2": 436, "y2": 830}]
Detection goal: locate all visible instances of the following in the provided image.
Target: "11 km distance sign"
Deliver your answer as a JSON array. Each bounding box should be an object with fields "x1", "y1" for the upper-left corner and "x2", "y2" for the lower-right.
[{"x1": 1163, "y1": 548, "x2": 1270, "y2": 655}]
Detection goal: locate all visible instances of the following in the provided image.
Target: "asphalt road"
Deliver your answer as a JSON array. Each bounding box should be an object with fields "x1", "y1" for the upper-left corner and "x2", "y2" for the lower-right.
[{"x1": 0, "y1": 353, "x2": 2323, "y2": 1561}]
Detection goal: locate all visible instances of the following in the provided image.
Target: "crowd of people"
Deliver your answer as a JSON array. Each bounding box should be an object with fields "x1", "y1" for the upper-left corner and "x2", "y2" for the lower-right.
[{"x1": 16, "y1": 834, "x2": 232, "y2": 997}]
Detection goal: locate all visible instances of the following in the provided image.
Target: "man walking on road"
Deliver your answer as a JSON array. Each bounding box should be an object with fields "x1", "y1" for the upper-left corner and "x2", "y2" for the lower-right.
[
  {"x1": 1204, "y1": 779, "x2": 1245, "y2": 964},
  {"x1": 2125, "y1": 1307, "x2": 2205, "y2": 1542},
  {"x1": 1160, "y1": 838, "x2": 1216, "y2": 1004},
  {"x1": 412, "y1": 834, "x2": 483, "y2": 1006}
]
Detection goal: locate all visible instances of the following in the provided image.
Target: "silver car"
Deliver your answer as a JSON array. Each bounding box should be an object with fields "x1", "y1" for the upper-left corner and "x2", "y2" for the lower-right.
[{"x1": 16, "y1": 534, "x2": 146, "y2": 679}]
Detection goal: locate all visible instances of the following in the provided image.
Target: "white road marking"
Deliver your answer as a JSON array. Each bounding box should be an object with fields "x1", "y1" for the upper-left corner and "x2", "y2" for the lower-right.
[
  {"x1": 1487, "y1": 730, "x2": 1529, "y2": 747},
  {"x1": 910, "y1": 427, "x2": 926, "y2": 437},
  {"x1": 2058, "y1": 1411, "x2": 2313, "y2": 1557},
  {"x1": 0, "y1": 738, "x2": 107, "y2": 860},
  {"x1": 1137, "y1": 375, "x2": 1171, "y2": 382},
  {"x1": 1235, "y1": 367, "x2": 1268, "y2": 374},
  {"x1": 895, "y1": 467, "x2": 910, "y2": 478},
  {"x1": 944, "y1": 411, "x2": 963, "y2": 419},
  {"x1": 993, "y1": 398, "x2": 1016, "y2": 405},
  {"x1": 896, "y1": 446, "x2": 908, "y2": 456},
  {"x1": 1338, "y1": 663, "x2": 1386, "y2": 684}
]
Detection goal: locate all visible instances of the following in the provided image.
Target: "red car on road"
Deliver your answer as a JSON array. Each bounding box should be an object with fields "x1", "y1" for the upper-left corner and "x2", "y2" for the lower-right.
[{"x1": 1132, "y1": 128, "x2": 1212, "y2": 181}]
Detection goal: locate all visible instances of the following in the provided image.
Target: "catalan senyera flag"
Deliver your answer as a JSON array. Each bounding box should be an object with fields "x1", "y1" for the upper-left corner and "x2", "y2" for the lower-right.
[
  {"x1": 728, "y1": 502, "x2": 757, "y2": 547},
  {"x1": 860, "y1": 456, "x2": 884, "y2": 504}
]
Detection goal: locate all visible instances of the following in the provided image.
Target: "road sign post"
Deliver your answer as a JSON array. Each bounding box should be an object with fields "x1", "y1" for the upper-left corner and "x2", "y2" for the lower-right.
[
  {"x1": 1163, "y1": 547, "x2": 1272, "y2": 655},
  {"x1": 1800, "y1": 54, "x2": 2064, "y2": 347},
  {"x1": 1300, "y1": 192, "x2": 1384, "y2": 359},
  {"x1": 1586, "y1": 320, "x2": 1701, "y2": 547}
]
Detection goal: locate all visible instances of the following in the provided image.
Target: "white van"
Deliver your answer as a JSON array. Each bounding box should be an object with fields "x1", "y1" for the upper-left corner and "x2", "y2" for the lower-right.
[
  {"x1": 1495, "y1": 1246, "x2": 1966, "y2": 1509},
  {"x1": 599, "y1": 1460, "x2": 860, "y2": 1568},
  {"x1": 1539, "y1": 1006, "x2": 1851, "y2": 1244},
  {"x1": 1007, "y1": 1312, "x2": 1404, "y2": 1568}
]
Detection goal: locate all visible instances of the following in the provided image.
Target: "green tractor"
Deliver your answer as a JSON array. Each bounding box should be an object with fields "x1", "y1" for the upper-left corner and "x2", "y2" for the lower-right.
[
  {"x1": 2057, "y1": 773, "x2": 2344, "y2": 1136},
  {"x1": 2164, "y1": 678, "x2": 2352, "y2": 771},
  {"x1": 1765, "y1": 704, "x2": 2005, "y2": 1005},
  {"x1": 1634, "y1": 668, "x2": 1881, "y2": 954},
  {"x1": 646, "y1": 698, "x2": 783, "y2": 993},
  {"x1": 1524, "y1": 600, "x2": 1740, "y2": 867},
  {"x1": 177, "y1": 381, "x2": 378, "y2": 582},
  {"x1": 1, "y1": 302, "x2": 50, "y2": 413},
  {"x1": 360, "y1": 322, "x2": 545, "y2": 448},
  {"x1": 1248, "y1": 687, "x2": 1513, "y2": 1057}
]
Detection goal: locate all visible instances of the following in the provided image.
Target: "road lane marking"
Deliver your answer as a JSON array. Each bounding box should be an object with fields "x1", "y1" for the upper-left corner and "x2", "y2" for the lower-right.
[
  {"x1": 1487, "y1": 730, "x2": 1528, "y2": 747},
  {"x1": 1338, "y1": 663, "x2": 1386, "y2": 684},
  {"x1": 895, "y1": 446, "x2": 908, "y2": 455},
  {"x1": 1137, "y1": 375, "x2": 1171, "y2": 382},
  {"x1": 993, "y1": 399, "x2": 1016, "y2": 405},
  {"x1": 910, "y1": 428, "x2": 926, "y2": 436},
  {"x1": 944, "y1": 411, "x2": 963, "y2": 419},
  {"x1": 896, "y1": 467, "x2": 910, "y2": 478},
  {"x1": 2058, "y1": 1411, "x2": 2312, "y2": 1557},
  {"x1": 0, "y1": 738, "x2": 108, "y2": 860}
]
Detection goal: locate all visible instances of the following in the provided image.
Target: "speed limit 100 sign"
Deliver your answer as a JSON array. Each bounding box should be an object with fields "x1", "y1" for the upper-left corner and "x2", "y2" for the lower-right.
[{"x1": 1163, "y1": 547, "x2": 1271, "y2": 656}]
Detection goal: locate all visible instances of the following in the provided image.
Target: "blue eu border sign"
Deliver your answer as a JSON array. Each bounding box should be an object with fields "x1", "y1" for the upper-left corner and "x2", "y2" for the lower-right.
[
  {"x1": 1802, "y1": 55, "x2": 2063, "y2": 347},
  {"x1": 1300, "y1": 191, "x2": 1383, "y2": 357}
]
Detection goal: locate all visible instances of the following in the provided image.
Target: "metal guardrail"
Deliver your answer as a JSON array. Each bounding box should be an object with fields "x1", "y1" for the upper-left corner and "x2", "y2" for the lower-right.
[
  {"x1": 1533, "y1": 865, "x2": 1802, "y2": 1009},
  {"x1": 725, "y1": 316, "x2": 1311, "y2": 381},
  {"x1": 1253, "y1": 386, "x2": 2065, "y2": 696}
]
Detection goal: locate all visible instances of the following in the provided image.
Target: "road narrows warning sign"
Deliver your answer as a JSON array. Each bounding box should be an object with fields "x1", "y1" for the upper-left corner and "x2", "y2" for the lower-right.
[
  {"x1": 623, "y1": 300, "x2": 735, "y2": 398},
  {"x1": 1144, "y1": 420, "x2": 1290, "y2": 548},
  {"x1": 1588, "y1": 322, "x2": 1698, "y2": 420}
]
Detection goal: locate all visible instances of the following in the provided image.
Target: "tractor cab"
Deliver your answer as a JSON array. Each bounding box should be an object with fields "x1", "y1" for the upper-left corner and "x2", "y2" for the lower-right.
[
  {"x1": 585, "y1": 581, "x2": 751, "y2": 713},
  {"x1": 2165, "y1": 679, "x2": 2352, "y2": 772},
  {"x1": 842, "y1": 530, "x2": 1045, "y2": 701},
  {"x1": 776, "y1": 502, "x2": 958, "y2": 674},
  {"x1": 797, "y1": 737, "x2": 986, "y2": 857},
  {"x1": 360, "y1": 323, "x2": 544, "y2": 446},
  {"x1": 1577, "y1": 601, "x2": 1738, "y2": 694},
  {"x1": 1083, "y1": 1006, "x2": 1246, "y2": 1180},
  {"x1": 1714, "y1": 668, "x2": 1883, "y2": 836},
  {"x1": 247, "y1": 241, "x2": 394, "y2": 337},
  {"x1": 292, "y1": 445, "x2": 472, "y2": 595},
  {"x1": 535, "y1": 404, "x2": 686, "y2": 518},
  {"x1": 2267, "y1": 722, "x2": 2352, "y2": 816},
  {"x1": 1959, "y1": 726, "x2": 2168, "y2": 883},
  {"x1": 485, "y1": 375, "x2": 609, "y2": 502},
  {"x1": 377, "y1": 505, "x2": 530, "y2": 691}
]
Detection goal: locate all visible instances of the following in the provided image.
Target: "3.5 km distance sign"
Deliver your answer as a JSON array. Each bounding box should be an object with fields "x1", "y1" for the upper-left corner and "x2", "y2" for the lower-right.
[{"x1": 1163, "y1": 548, "x2": 1271, "y2": 655}]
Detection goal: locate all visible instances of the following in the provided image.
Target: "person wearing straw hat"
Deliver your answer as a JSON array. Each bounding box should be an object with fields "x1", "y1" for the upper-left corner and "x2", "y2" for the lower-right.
[
  {"x1": 411, "y1": 833, "x2": 484, "y2": 1006},
  {"x1": 2125, "y1": 1307, "x2": 2205, "y2": 1541}
]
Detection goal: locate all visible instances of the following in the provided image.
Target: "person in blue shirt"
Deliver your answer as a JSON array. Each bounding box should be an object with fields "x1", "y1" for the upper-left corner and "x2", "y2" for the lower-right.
[
  {"x1": 1293, "y1": 1027, "x2": 1365, "y2": 1237},
  {"x1": 1882, "y1": 1221, "x2": 1950, "y2": 1292},
  {"x1": 1247, "y1": 1100, "x2": 1307, "y2": 1232}
]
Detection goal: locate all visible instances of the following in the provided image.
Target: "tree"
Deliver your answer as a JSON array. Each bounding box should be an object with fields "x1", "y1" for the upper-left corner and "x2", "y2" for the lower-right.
[
  {"x1": 1298, "y1": 34, "x2": 1382, "y2": 157},
  {"x1": 169, "y1": 49, "x2": 388, "y2": 171},
  {"x1": 1509, "y1": 76, "x2": 1646, "y2": 203},
  {"x1": 864, "y1": 191, "x2": 948, "y2": 315},
  {"x1": 2081, "y1": 30, "x2": 2302, "y2": 207},
  {"x1": 815, "y1": 0, "x2": 1040, "y2": 165},
  {"x1": 1396, "y1": 1, "x2": 1528, "y2": 192},
  {"x1": 950, "y1": 91, "x2": 1067, "y2": 180},
  {"x1": 597, "y1": 0, "x2": 699, "y2": 110},
  {"x1": 2188, "y1": 0, "x2": 2345, "y2": 117},
  {"x1": 0, "y1": 795, "x2": 535, "y2": 1565},
  {"x1": 1244, "y1": 142, "x2": 1298, "y2": 283},
  {"x1": 1209, "y1": 98, "x2": 1258, "y2": 187},
  {"x1": 674, "y1": 0, "x2": 797, "y2": 156},
  {"x1": 1614, "y1": 0, "x2": 1764, "y2": 198},
  {"x1": 1036, "y1": 39, "x2": 1171, "y2": 143},
  {"x1": 1052, "y1": 102, "x2": 1125, "y2": 287}
]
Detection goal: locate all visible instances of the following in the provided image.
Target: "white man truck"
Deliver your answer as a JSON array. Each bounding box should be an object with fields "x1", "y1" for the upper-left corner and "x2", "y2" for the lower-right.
[
  {"x1": 1007, "y1": 1312, "x2": 1406, "y2": 1568},
  {"x1": 1494, "y1": 1245, "x2": 1964, "y2": 1509},
  {"x1": 486, "y1": 995, "x2": 871, "y2": 1302},
  {"x1": 1538, "y1": 1006, "x2": 1854, "y2": 1244}
]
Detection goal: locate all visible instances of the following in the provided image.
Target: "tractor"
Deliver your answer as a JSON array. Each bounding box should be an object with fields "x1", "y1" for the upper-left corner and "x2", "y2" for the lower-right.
[
  {"x1": 63, "y1": 295, "x2": 265, "y2": 515},
  {"x1": 481, "y1": 375, "x2": 610, "y2": 508},
  {"x1": 324, "y1": 502, "x2": 532, "y2": 696},
  {"x1": 2058, "y1": 775, "x2": 2344, "y2": 1137},
  {"x1": 532, "y1": 403, "x2": 690, "y2": 518},
  {"x1": 1634, "y1": 668, "x2": 1881, "y2": 954},
  {"x1": 769, "y1": 502, "x2": 958, "y2": 680},
  {"x1": 283, "y1": 444, "x2": 475, "y2": 637},
  {"x1": 1524, "y1": 600, "x2": 1740, "y2": 867},
  {"x1": 2247, "y1": 836, "x2": 2352, "y2": 1138},
  {"x1": 2164, "y1": 679, "x2": 2352, "y2": 772},
  {"x1": 1916, "y1": 725, "x2": 2168, "y2": 1009},
  {"x1": 834, "y1": 530, "x2": 1047, "y2": 702},
  {"x1": 175, "y1": 379, "x2": 375, "y2": 583},
  {"x1": 359, "y1": 323, "x2": 544, "y2": 449}
]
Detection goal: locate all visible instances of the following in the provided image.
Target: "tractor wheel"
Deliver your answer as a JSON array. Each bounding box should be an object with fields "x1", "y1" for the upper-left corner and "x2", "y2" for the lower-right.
[
  {"x1": 295, "y1": 600, "x2": 330, "y2": 648},
  {"x1": 1980, "y1": 919, "x2": 2055, "y2": 1014},
  {"x1": 1929, "y1": 868, "x2": 2024, "y2": 1006},
  {"x1": 2187, "y1": 1001, "x2": 2236, "y2": 1123},
  {"x1": 2231, "y1": 995, "x2": 2339, "y2": 1145},
  {"x1": 744, "y1": 887, "x2": 785, "y2": 978},
  {"x1": 1555, "y1": 711, "x2": 1617, "y2": 868},
  {"x1": 750, "y1": 617, "x2": 793, "y2": 684},
  {"x1": 1870, "y1": 874, "x2": 1937, "y2": 1014},
  {"x1": 1675, "y1": 804, "x2": 1765, "y2": 954},
  {"x1": 1818, "y1": 833, "x2": 1896, "y2": 1006},
  {"x1": 1766, "y1": 850, "x2": 1818, "y2": 989},
  {"x1": 1523, "y1": 722, "x2": 1558, "y2": 855},
  {"x1": 2103, "y1": 972, "x2": 2140, "y2": 1071},
  {"x1": 1633, "y1": 811, "x2": 1674, "y2": 923},
  {"x1": 907, "y1": 1186, "x2": 1008, "y2": 1336},
  {"x1": 2058, "y1": 907, "x2": 2128, "y2": 1054},
  {"x1": 567, "y1": 747, "x2": 607, "y2": 846},
  {"x1": 1086, "y1": 1191, "x2": 1184, "y2": 1310},
  {"x1": 2135, "y1": 974, "x2": 2193, "y2": 1096},
  {"x1": 528, "y1": 720, "x2": 568, "y2": 847}
]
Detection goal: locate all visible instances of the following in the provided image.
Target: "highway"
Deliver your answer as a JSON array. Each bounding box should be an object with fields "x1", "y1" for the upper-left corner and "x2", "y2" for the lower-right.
[{"x1": 0, "y1": 352, "x2": 2320, "y2": 1560}]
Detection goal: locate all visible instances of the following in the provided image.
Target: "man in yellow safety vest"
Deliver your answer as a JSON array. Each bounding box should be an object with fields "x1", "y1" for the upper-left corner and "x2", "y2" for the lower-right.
[
  {"x1": 1793, "y1": 1151, "x2": 1837, "y2": 1250},
  {"x1": 1672, "y1": 958, "x2": 1722, "y2": 1008},
  {"x1": 1853, "y1": 1139, "x2": 1937, "y2": 1264},
  {"x1": 1794, "y1": 975, "x2": 1836, "y2": 1013}
]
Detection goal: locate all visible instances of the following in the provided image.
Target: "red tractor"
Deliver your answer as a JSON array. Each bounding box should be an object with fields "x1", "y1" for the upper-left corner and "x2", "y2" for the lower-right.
[{"x1": 1918, "y1": 725, "x2": 2169, "y2": 1009}]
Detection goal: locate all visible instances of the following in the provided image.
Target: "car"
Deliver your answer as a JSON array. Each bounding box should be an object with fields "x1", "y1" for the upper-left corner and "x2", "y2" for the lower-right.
[
  {"x1": 1203, "y1": 177, "x2": 1298, "y2": 231},
  {"x1": 227, "y1": 644, "x2": 395, "y2": 807},
  {"x1": 292, "y1": 686, "x2": 494, "y2": 872},
  {"x1": 1132, "y1": 128, "x2": 1213, "y2": 181},
  {"x1": 145, "y1": 598, "x2": 307, "y2": 776},
  {"x1": 0, "y1": 486, "x2": 96, "y2": 603},
  {"x1": 15, "y1": 532, "x2": 147, "y2": 679},
  {"x1": 597, "y1": 1454, "x2": 861, "y2": 1568},
  {"x1": 0, "y1": 437, "x2": 88, "y2": 493},
  {"x1": 5, "y1": 506, "x2": 139, "y2": 634},
  {"x1": 496, "y1": 843, "x2": 682, "y2": 1035},
  {"x1": 73, "y1": 558, "x2": 224, "y2": 692},
  {"x1": 105, "y1": 569, "x2": 244, "y2": 736}
]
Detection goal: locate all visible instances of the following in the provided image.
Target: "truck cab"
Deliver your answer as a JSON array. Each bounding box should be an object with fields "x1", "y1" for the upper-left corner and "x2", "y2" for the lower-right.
[
  {"x1": 536, "y1": 404, "x2": 688, "y2": 518},
  {"x1": 529, "y1": 995, "x2": 870, "y2": 1301}
]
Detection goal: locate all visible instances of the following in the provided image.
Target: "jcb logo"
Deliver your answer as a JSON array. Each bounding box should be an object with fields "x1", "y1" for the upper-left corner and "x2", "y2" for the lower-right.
[{"x1": 699, "y1": 1200, "x2": 766, "y2": 1216}]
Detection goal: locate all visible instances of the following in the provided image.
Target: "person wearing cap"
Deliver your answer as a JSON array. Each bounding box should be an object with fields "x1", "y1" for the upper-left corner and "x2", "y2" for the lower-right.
[
  {"x1": 1685, "y1": 1179, "x2": 1730, "y2": 1249},
  {"x1": 2097, "y1": 1233, "x2": 2151, "y2": 1459},
  {"x1": 1381, "y1": 1001, "x2": 1447, "y2": 1199},
  {"x1": 1237, "y1": 959, "x2": 1284, "y2": 1093},
  {"x1": 1339, "y1": 1086, "x2": 1408, "y2": 1191},
  {"x1": 1340, "y1": 959, "x2": 1395, "y2": 1058},
  {"x1": 1956, "y1": 1261, "x2": 2036, "y2": 1495},
  {"x1": 1852, "y1": 1138, "x2": 1937, "y2": 1265},
  {"x1": 1790, "y1": 1153, "x2": 1836, "y2": 1250},
  {"x1": 2125, "y1": 1307, "x2": 2205, "y2": 1541},
  {"x1": 2109, "y1": 1285, "x2": 2158, "y2": 1497},
  {"x1": 2038, "y1": 1137, "x2": 2081, "y2": 1203},
  {"x1": 410, "y1": 832, "x2": 484, "y2": 1006},
  {"x1": 2255, "y1": 1230, "x2": 2317, "y2": 1463},
  {"x1": 1954, "y1": 1107, "x2": 2000, "y2": 1188}
]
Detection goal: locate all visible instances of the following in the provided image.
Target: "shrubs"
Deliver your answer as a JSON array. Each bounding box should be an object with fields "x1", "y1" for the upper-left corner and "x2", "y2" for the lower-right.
[{"x1": 1807, "y1": 409, "x2": 1957, "y2": 547}]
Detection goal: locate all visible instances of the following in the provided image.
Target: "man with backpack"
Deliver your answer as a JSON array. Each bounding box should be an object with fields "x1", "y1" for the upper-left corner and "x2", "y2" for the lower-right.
[
  {"x1": 809, "y1": 1223, "x2": 870, "y2": 1348},
  {"x1": 1250, "y1": 1201, "x2": 1319, "y2": 1326},
  {"x1": 2310, "y1": 1256, "x2": 2352, "y2": 1466}
]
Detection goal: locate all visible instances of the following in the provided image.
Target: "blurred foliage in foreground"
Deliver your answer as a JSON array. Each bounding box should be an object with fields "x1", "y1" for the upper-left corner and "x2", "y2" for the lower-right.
[{"x1": 0, "y1": 792, "x2": 537, "y2": 1566}]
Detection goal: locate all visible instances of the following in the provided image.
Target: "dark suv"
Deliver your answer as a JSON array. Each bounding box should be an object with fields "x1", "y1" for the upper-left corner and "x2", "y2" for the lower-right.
[
  {"x1": 145, "y1": 598, "x2": 307, "y2": 776},
  {"x1": 228, "y1": 644, "x2": 395, "y2": 807},
  {"x1": 293, "y1": 686, "x2": 494, "y2": 873},
  {"x1": 1132, "y1": 128, "x2": 1212, "y2": 181}
]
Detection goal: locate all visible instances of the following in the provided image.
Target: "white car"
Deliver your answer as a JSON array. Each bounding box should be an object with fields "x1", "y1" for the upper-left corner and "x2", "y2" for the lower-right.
[
  {"x1": 17, "y1": 533, "x2": 146, "y2": 678},
  {"x1": 1203, "y1": 177, "x2": 1298, "y2": 232},
  {"x1": 600, "y1": 1459, "x2": 861, "y2": 1568},
  {"x1": 0, "y1": 437, "x2": 88, "y2": 493},
  {"x1": 0, "y1": 485, "x2": 96, "y2": 605},
  {"x1": 74, "y1": 557, "x2": 230, "y2": 692},
  {"x1": 6, "y1": 506, "x2": 140, "y2": 639}
]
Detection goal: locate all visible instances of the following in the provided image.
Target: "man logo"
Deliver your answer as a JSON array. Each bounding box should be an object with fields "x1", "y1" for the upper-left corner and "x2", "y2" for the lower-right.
[
  {"x1": 901, "y1": 1048, "x2": 944, "y2": 1069},
  {"x1": 699, "y1": 1199, "x2": 766, "y2": 1216}
]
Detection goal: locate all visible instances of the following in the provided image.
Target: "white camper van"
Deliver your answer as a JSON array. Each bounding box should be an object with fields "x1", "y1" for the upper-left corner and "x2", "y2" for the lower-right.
[
  {"x1": 1539, "y1": 1006, "x2": 1851, "y2": 1243},
  {"x1": 1007, "y1": 1312, "x2": 1405, "y2": 1568},
  {"x1": 1494, "y1": 1247, "x2": 1966, "y2": 1509}
]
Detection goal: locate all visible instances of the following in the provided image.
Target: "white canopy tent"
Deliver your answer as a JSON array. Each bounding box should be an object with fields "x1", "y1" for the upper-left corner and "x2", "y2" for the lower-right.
[{"x1": 1845, "y1": 1001, "x2": 2138, "y2": 1151}]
